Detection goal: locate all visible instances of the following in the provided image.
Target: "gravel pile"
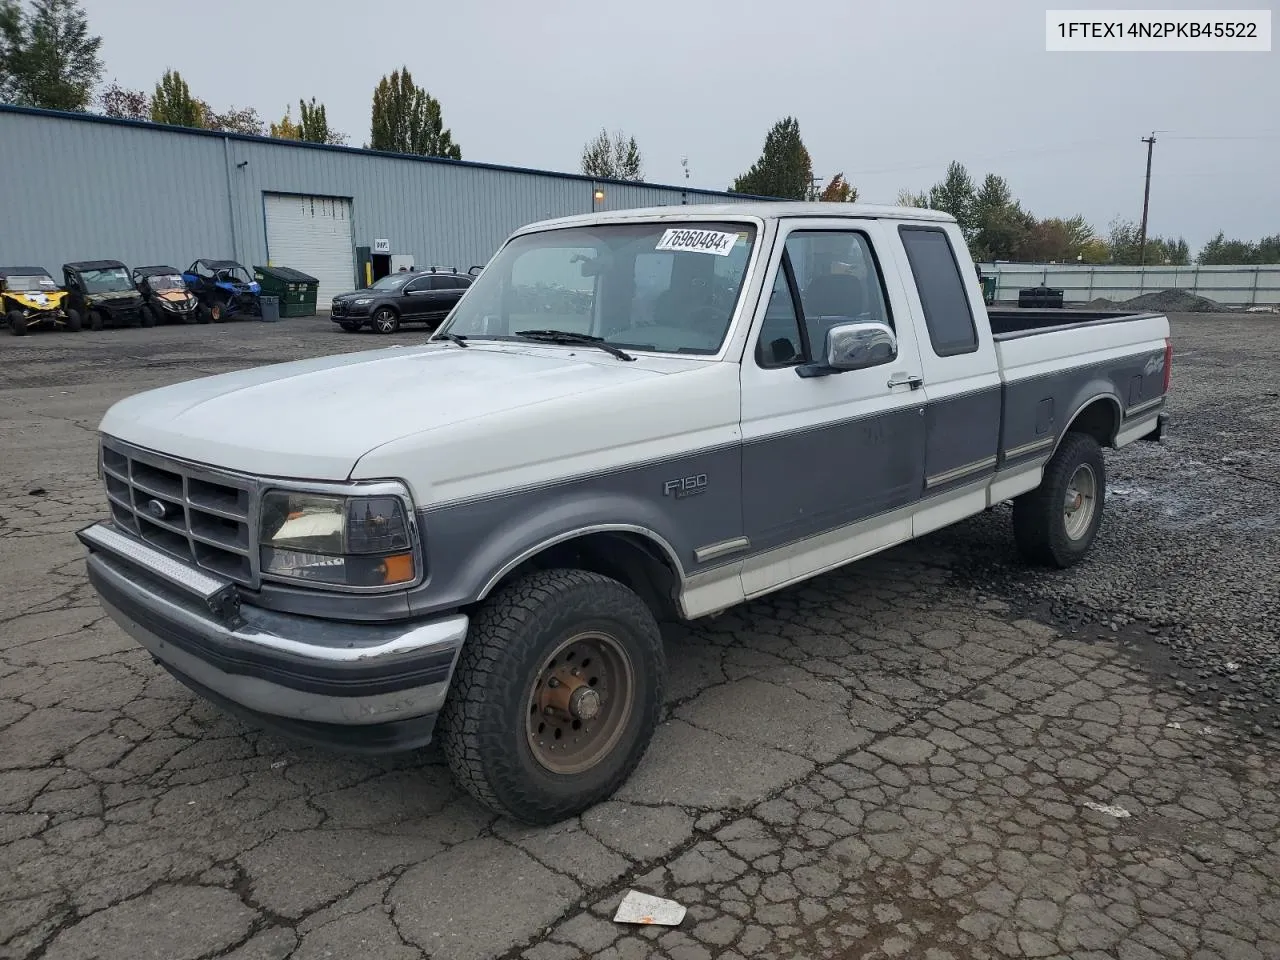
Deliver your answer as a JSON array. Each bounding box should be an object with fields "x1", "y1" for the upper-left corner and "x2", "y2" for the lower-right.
[
  {"x1": 1085, "y1": 289, "x2": 1228, "y2": 313},
  {"x1": 924, "y1": 313, "x2": 1280, "y2": 738}
]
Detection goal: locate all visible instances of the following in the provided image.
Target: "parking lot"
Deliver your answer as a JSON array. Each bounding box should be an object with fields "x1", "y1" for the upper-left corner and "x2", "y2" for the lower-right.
[{"x1": 2, "y1": 313, "x2": 1278, "y2": 960}]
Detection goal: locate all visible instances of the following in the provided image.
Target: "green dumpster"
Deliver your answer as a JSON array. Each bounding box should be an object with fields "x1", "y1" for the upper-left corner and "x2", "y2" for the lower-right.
[
  {"x1": 980, "y1": 275, "x2": 997, "y2": 305},
  {"x1": 253, "y1": 265, "x2": 319, "y2": 318}
]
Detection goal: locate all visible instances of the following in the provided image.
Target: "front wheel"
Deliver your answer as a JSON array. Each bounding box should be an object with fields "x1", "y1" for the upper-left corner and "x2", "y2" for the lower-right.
[
  {"x1": 88, "y1": 309, "x2": 104, "y2": 331},
  {"x1": 1012, "y1": 432, "x2": 1106, "y2": 568},
  {"x1": 209, "y1": 303, "x2": 224, "y2": 323},
  {"x1": 8, "y1": 309, "x2": 27, "y2": 336},
  {"x1": 371, "y1": 308, "x2": 399, "y2": 334},
  {"x1": 439, "y1": 569, "x2": 665, "y2": 825},
  {"x1": 65, "y1": 309, "x2": 82, "y2": 332}
]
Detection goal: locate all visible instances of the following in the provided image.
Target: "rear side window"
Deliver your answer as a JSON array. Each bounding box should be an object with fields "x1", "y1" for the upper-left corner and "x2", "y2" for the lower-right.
[{"x1": 898, "y1": 226, "x2": 978, "y2": 356}]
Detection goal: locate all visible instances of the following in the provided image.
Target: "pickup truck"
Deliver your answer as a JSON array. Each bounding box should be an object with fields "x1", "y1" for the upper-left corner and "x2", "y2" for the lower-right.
[{"x1": 79, "y1": 203, "x2": 1171, "y2": 824}]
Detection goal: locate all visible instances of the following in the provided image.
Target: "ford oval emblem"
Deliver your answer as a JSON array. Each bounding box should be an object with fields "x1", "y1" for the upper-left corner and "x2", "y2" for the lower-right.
[{"x1": 145, "y1": 499, "x2": 167, "y2": 520}]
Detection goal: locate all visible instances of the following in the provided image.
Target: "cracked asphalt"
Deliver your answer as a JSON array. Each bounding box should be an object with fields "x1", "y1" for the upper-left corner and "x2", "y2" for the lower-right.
[{"x1": 2, "y1": 313, "x2": 1278, "y2": 960}]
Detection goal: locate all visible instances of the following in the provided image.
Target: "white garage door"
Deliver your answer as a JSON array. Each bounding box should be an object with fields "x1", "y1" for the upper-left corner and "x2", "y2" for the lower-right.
[{"x1": 263, "y1": 194, "x2": 355, "y2": 304}]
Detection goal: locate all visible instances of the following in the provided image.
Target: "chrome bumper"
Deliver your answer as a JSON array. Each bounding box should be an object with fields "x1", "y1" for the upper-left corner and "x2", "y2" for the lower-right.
[{"x1": 79, "y1": 522, "x2": 468, "y2": 747}]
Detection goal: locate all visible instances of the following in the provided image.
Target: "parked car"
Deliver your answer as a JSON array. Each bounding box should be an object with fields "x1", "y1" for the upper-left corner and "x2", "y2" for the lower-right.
[
  {"x1": 132, "y1": 265, "x2": 205, "y2": 325},
  {"x1": 62, "y1": 260, "x2": 147, "y2": 330},
  {"x1": 79, "y1": 203, "x2": 1172, "y2": 825},
  {"x1": 330, "y1": 266, "x2": 473, "y2": 334},
  {"x1": 1, "y1": 266, "x2": 80, "y2": 335},
  {"x1": 183, "y1": 259, "x2": 261, "y2": 321}
]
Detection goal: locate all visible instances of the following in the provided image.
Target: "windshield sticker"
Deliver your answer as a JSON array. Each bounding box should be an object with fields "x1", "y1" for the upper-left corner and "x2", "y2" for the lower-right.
[{"x1": 655, "y1": 229, "x2": 740, "y2": 257}]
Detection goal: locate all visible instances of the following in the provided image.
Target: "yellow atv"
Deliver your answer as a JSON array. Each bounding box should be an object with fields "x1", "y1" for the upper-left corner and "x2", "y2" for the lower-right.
[{"x1": 1, "y1": 266, "x2": 81, "y2": 336}]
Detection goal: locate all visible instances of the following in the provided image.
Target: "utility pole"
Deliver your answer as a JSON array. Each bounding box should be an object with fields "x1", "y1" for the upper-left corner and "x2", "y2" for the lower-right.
[
  {"x1": 1138, "y1": 132, "x2": 1156, "y2": 265},
  {"x1": 809, "y1": 175, "x2": 823, "y2": 201}
]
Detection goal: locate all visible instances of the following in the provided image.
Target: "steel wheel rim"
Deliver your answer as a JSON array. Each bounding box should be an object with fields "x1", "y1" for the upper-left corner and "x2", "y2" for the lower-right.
[
  {"x1": 1063, "y1": 463, "x2": 1097, "y2": 540},
  {"x1": 525, "y1": 630, "x2": 635, "y2": 776},
  {"x1": 374, "y1": 310, "x2": 395, "y2": 332}
]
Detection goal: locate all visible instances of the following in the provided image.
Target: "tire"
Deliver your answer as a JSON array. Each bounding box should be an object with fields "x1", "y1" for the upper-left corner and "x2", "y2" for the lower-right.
[
  {"x1": 1012, "y1": 432, "x2": 1106, "y2": 569},
  {"x1": 371, "y1": 307, "x2": 399, "y2": 334},
  {"x1": 139, "y1": 305, "x2": 156, "y2": 328},
  {"x1": 88, "y1": 309, "x2": 104, "y2": 331},
  {"x1": 439, "y1": 569, "x2": 665, "y2": 825},
  {"x1": 198, "y1": 306, "x2": 213, "y2": 324},
  {"x1": 209, "y1": 303, "x2": 224, "y2": 323},
  {"x1": 8, "y1": 309, "x2": 27, "y2": 336},
  {"x1": 65, "y1": 309, "x2": 82, "y2": 332}
]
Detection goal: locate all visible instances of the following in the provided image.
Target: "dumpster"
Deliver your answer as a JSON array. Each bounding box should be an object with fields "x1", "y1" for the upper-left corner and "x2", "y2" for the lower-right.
[
  {"x1": 980, "y1": 275, "x2": 997, "y2": 305},
  {"x1": 253, "y1": 265, "x2": 319, "y2": 318},
  {"x1": 1017, "y1": 286, "x2": 1064, "y2": 308},
  {"x1": 259, "y1": 295, "x2": 280, "y2": 322}
]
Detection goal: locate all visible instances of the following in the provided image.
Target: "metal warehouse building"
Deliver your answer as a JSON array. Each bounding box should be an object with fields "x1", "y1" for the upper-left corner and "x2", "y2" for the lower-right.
[{"x1": 0, "y1": 105, "x2": 754, "y2": 304}]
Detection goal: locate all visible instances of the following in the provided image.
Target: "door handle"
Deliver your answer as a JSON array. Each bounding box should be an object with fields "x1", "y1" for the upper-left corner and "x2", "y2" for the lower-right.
[{"x1": 888, "y1": 373, "x2": 923, "y2": 390}]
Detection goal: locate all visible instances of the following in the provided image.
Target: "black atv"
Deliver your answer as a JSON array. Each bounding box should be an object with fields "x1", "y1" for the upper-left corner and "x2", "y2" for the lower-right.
[
  {"x1": 62, "y1": 261, "x2": 148, "y2": 330},
  {"x1": 132, "y1": 265, "x2": 207, "y2": 325}
]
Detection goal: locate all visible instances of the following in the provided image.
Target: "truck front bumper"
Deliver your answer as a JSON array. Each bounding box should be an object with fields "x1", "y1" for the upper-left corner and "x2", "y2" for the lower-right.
[{"x1": 78, "y1": 522, "x2": 469, "y2": 754}]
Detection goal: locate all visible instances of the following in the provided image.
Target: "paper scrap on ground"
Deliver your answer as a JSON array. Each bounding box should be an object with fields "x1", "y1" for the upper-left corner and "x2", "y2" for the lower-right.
[
  {"x1": 654, "y1": 228, "x2": 739, "y2": 256},
  {"x1": 613, "y1": 890, "x2": 686, "y2": 926},
  {"x1": 1083, "y1": 799, "x2": 1132, "y2": 819}
]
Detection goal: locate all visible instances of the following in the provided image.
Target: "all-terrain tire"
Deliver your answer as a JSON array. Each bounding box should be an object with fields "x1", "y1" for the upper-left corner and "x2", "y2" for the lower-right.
[
  {"x1": 439, "y1": 568, "x2": 665, "y2": 824},
  {"x1": 8, "y1": 309, "x2": 27, "y2": 336},
  {"x1": 65, "y1": 309, "x2": 82, "y2": 332},
  {"x1": 139, "y1": 305, "x2": 156, "y2": 328},
  {"x1": 88, "y1": 309, "x2": 104, "y2": 331},
  {"x1": 1012, "y1": 432, "x2": 1106, "y2": 569}
]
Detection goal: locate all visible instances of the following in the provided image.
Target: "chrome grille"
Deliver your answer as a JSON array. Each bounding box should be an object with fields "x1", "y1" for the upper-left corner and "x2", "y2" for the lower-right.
[{"x1": 100, "y1": 437, "x2": 258, "y2": 587}]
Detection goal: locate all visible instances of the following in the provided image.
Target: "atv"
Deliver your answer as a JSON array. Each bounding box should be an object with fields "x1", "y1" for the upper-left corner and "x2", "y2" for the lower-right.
[
  {"x1": 183, "y1": 259, "x2": 261, "y2": 321},
  {"x1": 132, "y1": 265, "x2": 207, "y2": 325},
  {"x1": 62, "y1": 261, "x2": 148, "y2": 330},
  {"x1": 1, "y1": 266, "x2": 80, "y2": 336}
]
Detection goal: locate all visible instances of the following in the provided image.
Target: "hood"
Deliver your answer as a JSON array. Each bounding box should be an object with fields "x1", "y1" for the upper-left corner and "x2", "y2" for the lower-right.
[
  {"x1": 88, "y1": 289, "x2": 141, "y2": 305},
  {"x1": 98, "y1": 343, "x2": 694, "y2": 481},
  {"x1": 10, "y1": 290, "x2": 64, "y2": 309}
]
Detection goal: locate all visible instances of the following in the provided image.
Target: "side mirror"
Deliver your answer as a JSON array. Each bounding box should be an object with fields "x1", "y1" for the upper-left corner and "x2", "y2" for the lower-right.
[{"x1": 797, "y1": 321, "x2": 898, "y2": 379}]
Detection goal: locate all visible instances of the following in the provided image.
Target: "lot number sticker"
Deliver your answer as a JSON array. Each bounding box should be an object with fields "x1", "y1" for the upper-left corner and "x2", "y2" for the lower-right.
[{"x1": 655, "y1": 229, "x2": 739, "y2": 256}]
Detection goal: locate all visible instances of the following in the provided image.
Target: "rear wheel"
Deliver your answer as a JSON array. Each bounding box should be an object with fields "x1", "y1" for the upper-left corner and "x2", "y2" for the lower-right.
[
  {"x1": 209, "y1": 303, "x2": 224, "y2": 323},
  {"x1": 439, "y1": 569, "x2": 665, "y2": 825},
  {"x1": 65, "y1": 309, "x2": 82, "y2": 332},
  {"x1": 1012, "y1": 432, "x2": 1106, "y2": 568},
  {"x1": 8, "y1": 309, "x2": 27, "y2": 336},
  {"x1": 371, "y1": 307, "x2": 399, "y2": 334},
  {"x1": 88, "y1": 309, "x2": 104, "y2": 331}
]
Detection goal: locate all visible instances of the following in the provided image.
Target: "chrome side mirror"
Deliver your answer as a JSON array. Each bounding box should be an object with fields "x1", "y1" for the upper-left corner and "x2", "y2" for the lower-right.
[{"x1": 797, "y1": 321, "x2": 898, "y2": 378}]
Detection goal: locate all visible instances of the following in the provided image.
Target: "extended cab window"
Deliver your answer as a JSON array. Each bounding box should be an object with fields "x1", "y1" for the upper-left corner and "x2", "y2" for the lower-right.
[
  {"x1": 898, "y1": 226, "x2": 978, "y2": 356},
  {"x1": 755, "y1": 230, "x2": 892, "y2": 369},
  {"x1": 440, "y1": 222, "x2": 756, "y2": 354}
]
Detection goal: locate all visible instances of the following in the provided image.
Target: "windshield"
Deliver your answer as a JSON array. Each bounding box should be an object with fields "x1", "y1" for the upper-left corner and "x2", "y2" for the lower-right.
[
  {"x1": 438, "y1": 221, "x2": 757, "y2": 355},
  {"x1": 148, "y1": 274, "x2": 187, "y2": 292},
  {"x1": 213, "y1": 265, "x2": 252, "y2": 284},
  {"x1": 370, "y1": 274, "x2": 412, "y2": 290},
  {"x1": 6, "y1": 274, "x2": 56, "y2": 292},
  {"x1": 79, "y1": 267, "x2": 134, "y2": 294}
]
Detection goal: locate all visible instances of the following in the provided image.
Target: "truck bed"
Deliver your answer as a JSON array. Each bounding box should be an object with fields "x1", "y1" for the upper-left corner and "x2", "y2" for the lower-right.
[{"x1": 988, "y1": 308, "x2": 1161, "y2": 340}]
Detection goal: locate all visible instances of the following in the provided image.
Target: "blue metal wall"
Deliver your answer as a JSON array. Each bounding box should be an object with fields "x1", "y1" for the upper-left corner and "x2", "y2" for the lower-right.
[{"x1": 0, "y1": 106, "x2": 758, "y2": 282}]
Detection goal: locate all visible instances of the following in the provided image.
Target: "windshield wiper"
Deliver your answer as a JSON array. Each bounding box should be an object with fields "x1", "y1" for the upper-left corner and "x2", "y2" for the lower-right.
[
  {"x1": 435, "y1": 332, "x2": 469, "y2": 348},
  {"x1": 514, "y1": 329, "x2": 635, "y2": 361}
]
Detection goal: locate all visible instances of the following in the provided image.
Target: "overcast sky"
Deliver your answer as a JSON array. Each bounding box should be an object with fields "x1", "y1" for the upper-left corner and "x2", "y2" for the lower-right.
[{"x1": 83, "y1": 0, "x2": 1278, "y2": 252}]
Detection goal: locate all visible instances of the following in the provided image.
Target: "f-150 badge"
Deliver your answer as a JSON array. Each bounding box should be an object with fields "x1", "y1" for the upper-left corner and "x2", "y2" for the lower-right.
[{"x1": 664, "y1": 474, "x2": 708, "y2": 498}]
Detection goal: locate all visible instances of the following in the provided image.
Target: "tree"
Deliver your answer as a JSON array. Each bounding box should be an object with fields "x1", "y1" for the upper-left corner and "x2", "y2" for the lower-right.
[
  {"x1": 369, "y1": 66, "x2": 461, "y2": 158},
  {"x1": 896, "y1": 188, "x2": 930, "y2": 208},
  {"x1": 970, "y1": 174, "x2": 1031, "y2": 261},
  {"x1": 201, "y1": 102, "x2": 263, "y2": 135},
  {"x1": 0, "y1": 0, "x2": 102, "y2": 110},
  {"x1": 927, "y1": 161, "x2": 977, "y2": 240},
  {"x1": 1107, "y1": 218, "x2": 1189, "y2": 265},
  {"x1": 99, "y1": 78, "x2": 148, "y2": 120},
  {"x1": 730, "y1": 116, "x2": 812, "y2": 200},
  {"x1": 150, "y1": 68, "x2": 202, "y2": 127},
  {"x1": 580, "y1": 128, "x2": 643, "y2": 181},
  {"x1": 1197, "y1": 231, "x2": 1280, "y2": 265},
  {"x1": 818, "y1": 172, "x2": 858, "y2": 203},
  {"x1": 269, "y1": 104, "x2": 301, "y2": 140},
  {"x1": 299, "y1": 96, "x2": 345, "y2": 144}
]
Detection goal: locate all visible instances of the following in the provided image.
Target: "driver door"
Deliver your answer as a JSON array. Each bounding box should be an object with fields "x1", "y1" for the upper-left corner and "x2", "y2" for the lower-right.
[
  {"x1": 402, "y1": 275, "x2": 434, "y2": 317},
  {"x1": 738, "y1": 219, "x2": 928, "y2": 597}
]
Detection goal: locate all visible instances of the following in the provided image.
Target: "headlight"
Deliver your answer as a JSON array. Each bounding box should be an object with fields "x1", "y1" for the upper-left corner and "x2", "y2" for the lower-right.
[
  {"x1": 353, "y1": 298, "x2": 373, "y2": 306},
  {"x1": 258, "y1": 489, "x2": 418, "y2": 589}
]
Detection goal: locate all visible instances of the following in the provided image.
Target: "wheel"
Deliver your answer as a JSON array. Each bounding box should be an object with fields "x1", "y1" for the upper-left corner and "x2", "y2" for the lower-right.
[
  {"x1": 139, "y1": 305, "x2": 156, "y2": 328},
  {"x1": 1012, "y1": 432, "x2": 1106, "y2": 569},
  {"x1": 65, "y1": 309, "x2": 82, "y2": 332},
  {"x1": 209, "y1": 303, "x2": 224, "y2": 323},
  {"x1": 339, "y1": 321, "x2": 360, "y2": 332},
  {"x1": 8, "y1": 309, "x2": 27, "y2": 336},
  {"x1": 88, "y1": 309, "x2": 104, "y2": 331},
  {"x1": 439, "y1": 569, "x2": 665, "y2": 825},
  {"x1": 197, "y1": 306, "x2": 213, "y2": 324},
  {"x1": 371, "y1": 307, "x2": 399, "y2": 334}
]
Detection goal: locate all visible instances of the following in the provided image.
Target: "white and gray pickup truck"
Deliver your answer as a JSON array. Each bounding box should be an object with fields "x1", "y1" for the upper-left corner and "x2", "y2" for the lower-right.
[{"x1": 80, "y1": 203, "x2": 1171, "y2": 823}]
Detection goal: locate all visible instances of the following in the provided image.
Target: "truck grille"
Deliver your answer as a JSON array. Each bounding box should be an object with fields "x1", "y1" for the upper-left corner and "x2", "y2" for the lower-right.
[{"x1": 99, "y1": 437, "x2": 258, "y2": 587}]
